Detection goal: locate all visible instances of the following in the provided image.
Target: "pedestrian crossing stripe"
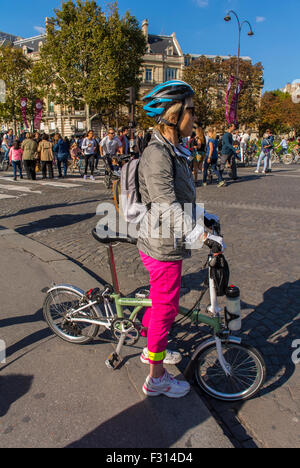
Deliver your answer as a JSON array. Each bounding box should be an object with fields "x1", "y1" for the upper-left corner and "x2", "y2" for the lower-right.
[
  {"x1": 0, "y1": 194, "x2": 16, "y2": 200},
  {"x1": 0, "y1": 176, "x2": 82, "y2": 188},
  {"x1": 0, "y1": 184, "x2": 42, "y2": 194}
]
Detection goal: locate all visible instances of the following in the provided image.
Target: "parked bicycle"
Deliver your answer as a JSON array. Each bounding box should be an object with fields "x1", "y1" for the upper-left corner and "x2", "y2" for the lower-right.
[{"x1": 43, "y1": 221, "x2": 266, "y2": 402}]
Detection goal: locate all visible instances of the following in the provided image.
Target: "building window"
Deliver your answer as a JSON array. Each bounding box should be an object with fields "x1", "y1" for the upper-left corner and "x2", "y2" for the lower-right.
[
  {"x1": 165, "y1": 68, "x2": 177, "y2": 81},
  {"x1": 145, "y1": 68, "x2": 153, "y2": 82},
  {"x1": 74, "y1": 100, "x2": 85, "y2": 112},
  {"x1": 48, "y1": 101, "x2": 54, "y2": 113}
]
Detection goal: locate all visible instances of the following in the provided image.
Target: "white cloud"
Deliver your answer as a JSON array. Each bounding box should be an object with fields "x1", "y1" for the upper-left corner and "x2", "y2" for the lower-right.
[
  {"x1": 34, "y1": 26, "x2": 46, "y2": 35},
  {"x1": 256, "y1": 17, "x2": 266, "y2": 23},
  {"x1": 194, "y1": 0, "x2": 209, "y2": 7}
]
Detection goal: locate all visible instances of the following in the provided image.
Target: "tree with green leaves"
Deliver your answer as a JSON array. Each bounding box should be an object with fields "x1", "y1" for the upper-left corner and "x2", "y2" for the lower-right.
[
  {"x1": 0, "y1": 45, "x2": 32, "y2": 132},
  {"x1": 39, "y1": 0, "x2": 146, "y2": 128},
  {"x1": 183, "y1": 55, "x2": 264, "y2": 129},
  {"x1": 259, "y1": 90, "x2": 300, "y2": 136}
]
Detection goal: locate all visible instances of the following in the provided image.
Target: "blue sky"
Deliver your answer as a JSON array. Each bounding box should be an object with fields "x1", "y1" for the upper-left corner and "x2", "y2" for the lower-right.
[{"x1": 1, "y1": 0, "x2": 299, "y2": 92}]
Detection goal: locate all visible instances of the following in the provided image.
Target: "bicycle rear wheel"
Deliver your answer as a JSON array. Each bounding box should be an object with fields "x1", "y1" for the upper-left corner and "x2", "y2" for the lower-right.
[
  {"x1": 194, "y1": 341, "x2": 266, "y2": 401},
  {"x1": 43, "y1": 286, "x2": 101, "y2": 344}
]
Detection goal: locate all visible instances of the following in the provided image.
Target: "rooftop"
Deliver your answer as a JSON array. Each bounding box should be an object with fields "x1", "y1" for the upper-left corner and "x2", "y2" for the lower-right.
[
  {"x1": 14, "y1": 34, "x2": 46, "y2": 53},
  {"x1": 148, "y1": 34, "x2": 180, "y2": 56},
  {"x1": 189, "y1": 53, "x2": 252, "y2": 62}
]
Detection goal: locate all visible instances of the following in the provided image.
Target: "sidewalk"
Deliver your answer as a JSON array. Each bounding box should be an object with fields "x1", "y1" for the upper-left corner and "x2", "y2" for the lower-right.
[{"x1": 0, "y1": 227, "x2": 232, "y2": 448}]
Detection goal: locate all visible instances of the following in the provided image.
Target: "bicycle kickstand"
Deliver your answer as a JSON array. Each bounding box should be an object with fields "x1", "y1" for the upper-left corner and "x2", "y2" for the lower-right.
[{"x1": 105, "y1": 332, "x2": 126, "y2": 370}]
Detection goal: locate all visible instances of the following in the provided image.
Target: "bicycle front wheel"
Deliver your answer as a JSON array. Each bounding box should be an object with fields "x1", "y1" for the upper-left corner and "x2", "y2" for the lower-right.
[
  {"x1": 43, "y1": 286, "x2": 100, "y2": 344},
  {"x1": 282, "y1": 153, "x2": 293, "y2": 165},
  {"x1": 194, "y1": 341, "x2": 266, "y2": 401}
]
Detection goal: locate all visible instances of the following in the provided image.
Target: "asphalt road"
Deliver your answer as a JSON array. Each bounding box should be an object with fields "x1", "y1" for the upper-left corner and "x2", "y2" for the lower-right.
[{"x1": 0, "y1": 163, "x2": 300, "y2": 447}]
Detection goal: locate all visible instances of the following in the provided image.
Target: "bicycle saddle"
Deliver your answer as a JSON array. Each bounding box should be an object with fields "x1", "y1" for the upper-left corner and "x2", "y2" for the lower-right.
[{"x1": 92, "y1": 228, "x2": 137, "y2": 246}]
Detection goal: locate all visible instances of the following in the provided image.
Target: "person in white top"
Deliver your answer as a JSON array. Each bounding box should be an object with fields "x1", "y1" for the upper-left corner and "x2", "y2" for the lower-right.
[
  {"x1": 100, "y1": 128, "x2": 123, "y2": 175},
  {"x1": 240, "y1": 130, "x2": 250, "y2": 163},
  {"x1": 275, "y1": 137, "x2": 289, "y2": 157},
  {"x1": 100, "y1": 128, "x2": 122, "y2": 157}
]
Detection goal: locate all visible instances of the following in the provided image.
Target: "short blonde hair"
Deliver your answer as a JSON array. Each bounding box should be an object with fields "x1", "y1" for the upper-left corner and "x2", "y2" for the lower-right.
[{"x1": 155, "y1": 102, "x2": 183, "y2": 134}]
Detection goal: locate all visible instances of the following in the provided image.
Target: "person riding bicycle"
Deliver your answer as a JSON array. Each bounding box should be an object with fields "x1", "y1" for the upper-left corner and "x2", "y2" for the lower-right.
[
  {"x1": 70, "y1": 142, "x2": 82, "y2": 172},
  {"x1": 275, "y1": 136, "x2": 289, "y2": 158},
  {"x1": 100, "y1": 128, "x2": 123, "y2": 176},
  {"x1": 138, "y1": 80, "x2": 225, "y2": 398}
]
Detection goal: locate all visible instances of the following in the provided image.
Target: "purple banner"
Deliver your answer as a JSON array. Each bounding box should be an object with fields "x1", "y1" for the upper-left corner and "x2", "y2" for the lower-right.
[
  {"x1": 225, "y1": 75, "x2": 235, "y2": 124},
  {"x1": 229, "y1": 79, "x2": 243, "y2": 125},
  {"x1": 20, "y1": 98, "x2": 29, "y2": 129},
  {"x1": 34, "y1": 99, "x2": 43, "y2": 130}
]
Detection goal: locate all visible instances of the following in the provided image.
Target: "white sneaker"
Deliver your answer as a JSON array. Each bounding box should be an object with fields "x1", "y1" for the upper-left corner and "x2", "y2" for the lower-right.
[
  {"x1": 140, "y1": 348, "x2": 182, "y2": 365},
  {"x1": 143, "y1": 371, "x2": 190, "y2": 398},
  {"x1": 83, "y1": 175, "x2": 87, "y2": 180},
  {"x1": 262, "y1": 171, "x2": 266, "y2": 174},
  {"x1": 90, "y1": 176, "x2": 95, "y2": 181},
  {"x1": 255, "y1": 170, "x2": 259, "y2": 173}
]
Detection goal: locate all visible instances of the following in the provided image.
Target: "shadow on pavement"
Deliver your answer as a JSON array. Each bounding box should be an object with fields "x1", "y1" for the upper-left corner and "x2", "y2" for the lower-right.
[
  {"x1": 15, "y1": 212, "x2": 96, "y2": 236},
  {"x1": 0, "y1": 374, "x2": 34, "y2": 417},
  {"x1": 0, "y1": 199, "x2": 100, "y2": 221},
  {"x1": 242, "y1": 279, "x2": 300, "y2": 397},
  {"x1": 65, "y1": 395, "x2": 211, "y2": 448}
]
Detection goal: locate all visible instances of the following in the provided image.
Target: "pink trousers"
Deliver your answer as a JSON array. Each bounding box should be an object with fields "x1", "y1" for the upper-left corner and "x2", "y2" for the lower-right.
[{"x1": 139, "y1": 251, "x2": 182, "y2": 365}]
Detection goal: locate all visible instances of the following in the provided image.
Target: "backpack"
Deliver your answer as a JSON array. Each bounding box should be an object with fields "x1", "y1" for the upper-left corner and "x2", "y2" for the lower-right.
[{"x1": 120, "y1": 148, "x2": 176, "y2": 224}]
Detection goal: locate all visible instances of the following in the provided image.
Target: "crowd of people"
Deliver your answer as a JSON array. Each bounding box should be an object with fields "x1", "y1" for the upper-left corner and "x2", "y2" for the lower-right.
[
  {"x1": 1, "y1": 124, "x2": 299, "y2": 184},
  {"x1": 0, "y1": 127, "x2": 138, "y2": 181}
]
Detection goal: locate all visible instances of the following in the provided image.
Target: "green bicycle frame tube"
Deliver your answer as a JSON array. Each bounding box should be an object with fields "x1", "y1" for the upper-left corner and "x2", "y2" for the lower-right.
[
  {"x1": 111, "y1": 294, "x2": 222, "y2": 334},
  {"x1": 179, "y1": 306, "x2": 222, "y2": 334}
]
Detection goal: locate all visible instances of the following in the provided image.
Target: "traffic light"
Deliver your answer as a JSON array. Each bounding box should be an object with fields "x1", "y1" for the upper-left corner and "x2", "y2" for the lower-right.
[{"x1": 126, "y1": 87, "x2": 136, "y2": 105}]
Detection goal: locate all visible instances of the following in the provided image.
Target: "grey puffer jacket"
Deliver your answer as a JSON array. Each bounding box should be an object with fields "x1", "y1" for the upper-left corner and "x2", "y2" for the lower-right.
[{"x1": 137, "y1": 131, "x2": 196, "y2": 261}]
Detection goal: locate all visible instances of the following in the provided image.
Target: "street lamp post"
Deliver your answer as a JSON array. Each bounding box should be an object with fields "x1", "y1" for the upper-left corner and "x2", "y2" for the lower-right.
[{"x1": 224, "y1": 10, "x2": 254, "y2": 127}]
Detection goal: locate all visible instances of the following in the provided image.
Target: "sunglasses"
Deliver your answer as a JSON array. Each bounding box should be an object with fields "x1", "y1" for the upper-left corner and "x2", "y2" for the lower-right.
[{"x1": 109, "y1": 132, "x2": 115, "y2": 135}]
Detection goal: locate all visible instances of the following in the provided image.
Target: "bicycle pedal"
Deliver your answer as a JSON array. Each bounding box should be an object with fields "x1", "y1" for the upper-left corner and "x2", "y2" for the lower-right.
[{"x1": 105, "y1": 352, "x2": 122, "y2": 370}]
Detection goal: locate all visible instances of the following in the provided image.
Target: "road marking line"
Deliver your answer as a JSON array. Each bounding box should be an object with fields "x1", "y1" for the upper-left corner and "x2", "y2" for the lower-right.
[
  {"x1": 0, "y1": 184, "x2": 42, "y2": 194},
  {"x1": 0, "y1": 177, "x2": 82, "y2": 188},
  {"x1": 40, "y1": 181, "x2": 82, "y2": 188},
  {"x1": 0, "y1": 194, "x2": 17, "y2": 199}
]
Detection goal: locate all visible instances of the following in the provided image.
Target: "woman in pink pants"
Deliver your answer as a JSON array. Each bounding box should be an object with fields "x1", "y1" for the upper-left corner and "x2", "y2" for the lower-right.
[{"x1": 137, "y1": 81, "x2": 197, "y2": 398}]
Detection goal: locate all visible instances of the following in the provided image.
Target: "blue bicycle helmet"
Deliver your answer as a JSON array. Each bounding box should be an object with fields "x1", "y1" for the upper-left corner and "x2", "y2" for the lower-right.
[{"x1": 142, "y1": 80, "x2": 195, "y2": 124}]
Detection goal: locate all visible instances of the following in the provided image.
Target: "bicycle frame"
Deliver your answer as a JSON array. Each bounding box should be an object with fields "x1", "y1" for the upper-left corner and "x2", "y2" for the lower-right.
[{"x1": 52, "y1": 229, "x2": 232, "y2": 374}]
